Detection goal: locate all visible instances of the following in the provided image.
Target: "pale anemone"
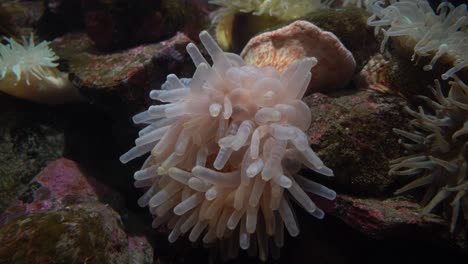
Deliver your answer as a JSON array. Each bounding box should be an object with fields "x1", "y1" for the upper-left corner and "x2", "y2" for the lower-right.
[
  {"x1": 390, "y1": 78, "x2": 467, "y2": 233},
  {"x1": 367, "y1": 0, "x2": 467, "y2": 80},
  {"x1": 0, "y1": 33, "x2": 80, "y2": 104},
  {"x1": 120, "y1": 31, "x2": 336, "y2": 260}
]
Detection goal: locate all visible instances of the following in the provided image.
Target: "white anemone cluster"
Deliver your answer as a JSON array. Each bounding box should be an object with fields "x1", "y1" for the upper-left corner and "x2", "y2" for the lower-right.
[
  {"x1": 0, "y1": 33, "x2": 79, "y2": 104},
  {"x1": 367, "y1": 0, "x2": 467, "y2": 80},
  {"x1": 121, "y1": 31, "x2": 336, "y2": 260},
  {"x1": 0, "y1": 33, "x2": 59, "y2": 85}
]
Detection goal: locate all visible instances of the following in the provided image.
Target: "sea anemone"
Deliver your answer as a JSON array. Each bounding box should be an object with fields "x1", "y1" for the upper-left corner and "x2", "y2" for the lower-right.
[
  {"x1": 366, "y1": 0, "x2": 467, "y2": 80},
  {"x1": 389, "y1": 77, "x2": 467, "y2": 232},
  {"x1": 0, "y1": 33, "x2": 80, "y2": 104},
  {"x1": 120, "y1": 31, "x2": 336, "y2": 260}
]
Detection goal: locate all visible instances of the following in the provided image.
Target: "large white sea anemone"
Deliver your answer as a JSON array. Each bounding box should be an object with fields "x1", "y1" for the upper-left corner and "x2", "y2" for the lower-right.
[
  {"x1": 121, "y1": 31, "x2": 336, "y2": 260},
  {"x1": 367, "y1": 0, "x2": 467, "y2": 80},
  {"x1": 0, "y1": 33, "x2": 80, "y2": 104}
]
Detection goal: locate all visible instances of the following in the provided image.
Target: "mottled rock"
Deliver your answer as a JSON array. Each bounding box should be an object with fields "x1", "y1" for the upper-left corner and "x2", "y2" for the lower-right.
[
  {"x1": 241, "y1": 20, "x2": 356, "y2": 94},
  {"x1": 128, "y1": 235, "x2": 154, "y2": 264},
  {"x1": 80, "y1": 0, "x2": 210, "y2": 51},
  {"x1": 0, "y1": 89, "x2": 133, "y2": 212},
  {"x1": 0, "y1": 158, "x2": 123, "y2": 226},
  {"x1": 37, "y1": 0, "x2": 84, "y2": 39},
  {"x1": 0, "y1": 203, "x2": 128, "y2": 264},
  {"x1": 303, "y1": 89, "x2": 409, "y2": 196},
  {"x1": 327, "y1": 195, "x2": 445, "y2": 237},
  {"x1": 0, "y1": 1, "x2": 44, "y2": 38},
  {"x1": 0, "y1": 95, "x2": 64, "y2": 212},
  {"x1": 50, "y1": 32, "x2": 193, "y2": 116},
  {"x1": 322, "y1": 194, "x2": 467, "y2": 251},
  {"x1": 304, "y1": 7, "x2": 379, "y2": 71},
  {"x1": 219, "y1": 7, "x2": 377, "y2": 71}
]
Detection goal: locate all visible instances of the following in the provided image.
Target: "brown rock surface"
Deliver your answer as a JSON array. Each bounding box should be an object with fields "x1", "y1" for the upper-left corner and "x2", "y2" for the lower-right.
[{"x1": 241, "y1": 20, "x2": 356, "y2": 94}]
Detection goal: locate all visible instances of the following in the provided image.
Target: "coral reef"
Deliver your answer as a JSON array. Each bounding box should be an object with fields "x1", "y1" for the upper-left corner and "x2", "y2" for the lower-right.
[
  {"x1": 0, "y1": 34, "x2": 81, "y2": 104},
  {"x1": 241, "y1": 20, "x2": 356, "y2": 94},
  {"x1": 390, "y1": 78, "x2": 467, "y2": 233},
  {"x1": 121, "y1": 31, "x2": 336, "y2": 260},
  {"x1": 367, "y1": 0, "x2": 467, "y2": 80}
]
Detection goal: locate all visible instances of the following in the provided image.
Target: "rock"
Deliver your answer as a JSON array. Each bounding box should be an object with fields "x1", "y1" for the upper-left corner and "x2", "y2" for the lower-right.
[
  {"x1": 0, "y1": 158, "x2": 123, "y2": 226},
  {"x1": 128, "y1": 234, "x2": 154, "y2": 264},
  {"x1": 159, "y1": 0, "x2": 212, "y2": 42},
  {"x1": 50, "y1": 32, "x2": 193, "y2": 117},
  {"x1": 80, "y1": 0, "x2": 210, "y2": 51},
  {"x1": 0, "y1": 90, "x2": 132, "y2": 212},
  {"x1": 49, "y1": 31, "x2": 197, "y2": 154},
  {"x1": 326, "y1": 194, "x2": 445, "y2": 238},
  {"x1": 0, "y1": 158, "x2": 155, "y2": 263},
  {"x1": 1, "y1": 158, "x2": 116, "y2": 221},
  {"x1": 0, "y1": 95, "x2": 65, "y2": 212},
  {"x1": 322, "y1": 194, "x2": 467, "y2": 251},
  {"x1": 303, "y1": 7, "x2": 379, "y2": 71},
  {"x1": 302, "y1": 89, "x2": 409, "y2": 196},
  {"x1": 0, "y1": 203, "x2": 129, "y2": 264},
  {"x1": 0, "y1": 1, "x2": 44, "y2": 38},
  {"x1": 37, "y1": 0, "x2": 84, "y2": 39},
  {"x1": 218, "y1": 7, "x2": 376, "y2": 71},
  {"x1": 241, "y1": 20, "x2": 356, "y2": 94}
]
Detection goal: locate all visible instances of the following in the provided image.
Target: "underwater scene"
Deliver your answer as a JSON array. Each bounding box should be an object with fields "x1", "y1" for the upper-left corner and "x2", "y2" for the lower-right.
[{"x1": 0, "y1": 0, "x2": 467, "y2": 263}]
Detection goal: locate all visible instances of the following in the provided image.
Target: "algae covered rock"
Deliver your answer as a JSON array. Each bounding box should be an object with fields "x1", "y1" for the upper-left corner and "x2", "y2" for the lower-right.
[
  {"x1": 326, "y1": 194, "x2": 467, "y2": 252},
  {"x1": 0, "y1": 203, "x2": 128, "y2": 264},
  {"x1": 303, "y1": 89, "x2": 408, "y2": 196},
  {"x1": 0, "y1": 0, "x2": 44, "y2": 38},
  {"x1": 50, "y1": 32, "x2": 193, "y2": 117},
  {"x1": 80, "y1": 0, "x2": 210, "y2": 51},
  {"x1": 0, "y1": 158, "x2": 123, "y2": 226},
  {"x1": 241, "y1": 20, "x2": 356, "y2": 94},
  {"x1": 217, "y1": 7, "x2": 378, "y2": 71},
  {"x1": 0, "y1": 95, "x2": 65, "y2": 212},
  {"x1": 303, "y1": 7, "x2": 379, "y2": 71}
]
